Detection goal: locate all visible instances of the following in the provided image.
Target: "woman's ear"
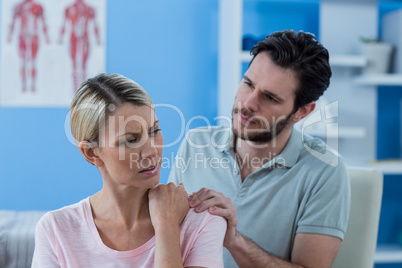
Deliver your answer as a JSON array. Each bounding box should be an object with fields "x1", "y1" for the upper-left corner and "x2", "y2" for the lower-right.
[
  {"x1": 78, "y1": 141, "x2": 104, "y2": 167},
  {"x1": 292, "y1": 101, "x2": 316, "y2": 123}
]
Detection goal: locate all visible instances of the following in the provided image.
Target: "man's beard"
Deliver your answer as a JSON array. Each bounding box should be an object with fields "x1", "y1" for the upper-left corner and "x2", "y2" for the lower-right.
[{"x1": 232, "y1": 106, "x2": 294, "y2": 143}]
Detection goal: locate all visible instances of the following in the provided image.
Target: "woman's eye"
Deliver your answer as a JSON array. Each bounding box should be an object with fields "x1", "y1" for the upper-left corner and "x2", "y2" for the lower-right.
[
  {"x1": 151, "y1": 128, "x2": 161, "y2": 136},
  {"x1": 125, "y1": 138, "x2": 136, "y2": 144}
]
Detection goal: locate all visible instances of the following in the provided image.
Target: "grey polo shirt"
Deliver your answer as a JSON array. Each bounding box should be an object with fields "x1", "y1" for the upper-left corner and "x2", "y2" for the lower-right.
[{"x1": 168, "y1": 126, "x2": 350, "y2": 267}]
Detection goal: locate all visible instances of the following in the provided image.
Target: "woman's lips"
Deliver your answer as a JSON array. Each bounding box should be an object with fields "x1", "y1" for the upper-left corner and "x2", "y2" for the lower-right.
[{"x1": 140, "y1": 164, "x2": 159, "y2": 175}]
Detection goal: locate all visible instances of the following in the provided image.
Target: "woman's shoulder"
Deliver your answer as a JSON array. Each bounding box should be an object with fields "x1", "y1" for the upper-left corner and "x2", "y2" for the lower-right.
[
  {"x1": 37, "y1": 197, "x2": 89, "y2": 229},
  {"x1": 179, "y1": 208, "x2": 227, "y2": 267},
  {"x1": 181, "y1": 208, "x2": 226, "y2": 231}
]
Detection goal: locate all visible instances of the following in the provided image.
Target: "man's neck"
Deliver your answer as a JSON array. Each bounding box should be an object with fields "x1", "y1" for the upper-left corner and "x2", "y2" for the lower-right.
[{"x1": 234, "y1": 126, "x2": 293, "y2": 181}]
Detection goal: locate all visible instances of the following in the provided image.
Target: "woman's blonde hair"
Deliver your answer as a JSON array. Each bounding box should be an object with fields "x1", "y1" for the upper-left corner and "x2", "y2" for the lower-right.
[{"x1": 70, "y1": 73, "x2": 153, "y2": 146}]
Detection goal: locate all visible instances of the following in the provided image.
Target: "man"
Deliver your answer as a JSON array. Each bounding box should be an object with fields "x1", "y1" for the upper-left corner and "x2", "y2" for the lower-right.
[{"x1": 169, "y1": 30, "x2": 350, "y2": 268}]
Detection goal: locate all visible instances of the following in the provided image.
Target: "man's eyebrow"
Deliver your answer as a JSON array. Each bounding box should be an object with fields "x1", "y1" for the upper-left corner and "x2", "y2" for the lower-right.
[
  {"x1": 262, "y1": 89, "x2": 285, "y2": 103},
  {"x1": 243, "y1": 75, "x2": 254, "y2": 86}
]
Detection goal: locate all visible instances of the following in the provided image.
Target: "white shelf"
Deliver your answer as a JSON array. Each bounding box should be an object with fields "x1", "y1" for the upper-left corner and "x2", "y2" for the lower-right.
[
  {"x1": 366, "y1": 160, "x2": 402, "y2": 175},
  {"x1": 354, "y1": 74, "x2": 402, "y2": 86},
  {"x1": 330, "y1": 54, "x2": 367, "y2": 67},
  {"x1": 375, "y1": 244, "x2": 402, "y2": 263},
  {"x1": 243, "y1": 52, "x2": 402, "y2": 87},
  {"x1": 241, "y1": 53, "x2": 369, "y2": 67},
  {"x1": 240, "y1": 51, "x2": 252, "y2": 62}
]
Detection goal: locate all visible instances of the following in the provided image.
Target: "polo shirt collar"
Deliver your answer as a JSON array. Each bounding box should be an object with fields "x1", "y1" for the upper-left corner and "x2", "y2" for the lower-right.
[
  {"x1": 219, "y1": 126, "x2": 302, "y2": 169},
  {"x1": 217, "y1": 126, "x2": 233, "y2": 153},
  {"x1": 272, "y1": 127, "x2": 302, "y2": 168}
]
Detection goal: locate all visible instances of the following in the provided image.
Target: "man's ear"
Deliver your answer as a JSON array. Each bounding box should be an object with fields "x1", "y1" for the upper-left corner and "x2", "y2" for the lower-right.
[
  {"x1": 78, "y1": 141, "x2": 104, "y2": 167},
  {"x1": 292, "y1": 101, "x2": 316, "y2": 123}
]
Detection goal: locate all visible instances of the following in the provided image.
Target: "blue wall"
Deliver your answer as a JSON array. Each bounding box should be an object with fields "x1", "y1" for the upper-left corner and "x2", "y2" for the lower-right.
[
  {"x1": 243, "y1": 0, "x2": 319, "y2": 40},
  {"x1": 0, "y1": 0, "x2": 218, "y2": 211}
]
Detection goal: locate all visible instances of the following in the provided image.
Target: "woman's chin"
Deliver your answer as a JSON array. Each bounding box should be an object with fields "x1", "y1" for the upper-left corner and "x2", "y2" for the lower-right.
[
  {"x1": 150, "y1": 180, "x2": 160, "y2": 188},
  {"x1": 146, "y1": 175, "x2": 160, "y2": 189}
]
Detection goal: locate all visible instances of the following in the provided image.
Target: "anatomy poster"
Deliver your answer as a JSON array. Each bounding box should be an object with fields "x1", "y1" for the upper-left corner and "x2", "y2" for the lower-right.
[{"x1": 1, "y1": 0, "x2": 106, "y2": 107}]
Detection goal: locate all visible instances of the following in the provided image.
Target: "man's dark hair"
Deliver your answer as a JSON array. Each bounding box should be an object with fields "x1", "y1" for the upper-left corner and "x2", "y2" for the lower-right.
[{"x1": 250, "y1": 30, "x2": 332, "y2": 111}]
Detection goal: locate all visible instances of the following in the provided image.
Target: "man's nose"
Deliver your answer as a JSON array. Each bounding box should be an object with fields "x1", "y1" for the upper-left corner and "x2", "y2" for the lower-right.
[{"x1": 244, "y1": 90, "x2": 259, "y2": 112}]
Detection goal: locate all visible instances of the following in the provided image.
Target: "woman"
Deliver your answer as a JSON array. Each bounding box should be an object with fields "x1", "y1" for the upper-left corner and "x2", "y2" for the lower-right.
[{"x1": 32, "y1": 73, "x2": 226, "y2": 267}]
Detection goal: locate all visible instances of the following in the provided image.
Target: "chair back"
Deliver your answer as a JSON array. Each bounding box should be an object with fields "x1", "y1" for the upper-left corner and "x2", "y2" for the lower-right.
[{"x1": 333, "y1": 167, "x2": 383, "y2": 268}]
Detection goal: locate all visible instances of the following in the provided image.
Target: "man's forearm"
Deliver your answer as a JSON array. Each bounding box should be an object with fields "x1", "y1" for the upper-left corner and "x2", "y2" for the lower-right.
[{"x1": 227, "y1": 232, "x2": 304, "y2": 268}]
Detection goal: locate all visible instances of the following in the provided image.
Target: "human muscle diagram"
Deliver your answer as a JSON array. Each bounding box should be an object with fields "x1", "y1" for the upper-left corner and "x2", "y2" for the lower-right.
[
  {"x1": 1, "y1": 0, "x2": 106, "y2": 107},
  {"x1": 7, "y1": 0, "x2": 50, "y2": 93},
  {"x1": 59, "y1": 0, "x2": 101, "y2": 92}
]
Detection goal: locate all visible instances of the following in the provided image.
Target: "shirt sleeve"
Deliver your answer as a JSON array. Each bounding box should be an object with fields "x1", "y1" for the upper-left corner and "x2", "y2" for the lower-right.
[
  {"x1": 297, "y1": 157, "x2": 351, "y2": 240},
  {"x1": 31, "y1": 213, "x2": 61, "y2": 268},
  {"x1": 184, "y1": 214, "x2": 227, "y2": 268}
]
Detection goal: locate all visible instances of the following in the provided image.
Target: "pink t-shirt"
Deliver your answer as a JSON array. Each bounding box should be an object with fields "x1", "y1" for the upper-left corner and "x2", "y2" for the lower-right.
[{"x1": 32, "y1": 197, "x2": 226, "y2": 268}]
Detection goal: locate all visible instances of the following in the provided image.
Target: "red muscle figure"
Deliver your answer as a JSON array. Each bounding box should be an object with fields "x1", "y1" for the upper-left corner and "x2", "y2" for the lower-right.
[
  {"x1": 7, "y1": 0, "x2": 50, "y2": 93},
  {"x1": 59, "y1": 0, "x2": 101, "y2": 92}
]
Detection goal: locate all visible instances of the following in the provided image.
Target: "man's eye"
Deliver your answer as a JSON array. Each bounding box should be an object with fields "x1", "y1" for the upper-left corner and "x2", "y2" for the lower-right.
[{"x1": 265, "y1": 95, "x2": 277, "y2": 102}]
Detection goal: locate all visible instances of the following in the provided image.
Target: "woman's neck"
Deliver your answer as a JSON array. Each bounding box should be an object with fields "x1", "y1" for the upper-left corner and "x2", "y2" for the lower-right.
[{"x1": 90, "y1": 184, "x2": 151, "y2": 230}]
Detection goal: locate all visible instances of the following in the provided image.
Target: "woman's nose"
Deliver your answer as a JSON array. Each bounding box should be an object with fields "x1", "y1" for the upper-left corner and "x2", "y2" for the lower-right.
[{"x1": 140, "y1": 137, "x2": 158, "y2": 159}]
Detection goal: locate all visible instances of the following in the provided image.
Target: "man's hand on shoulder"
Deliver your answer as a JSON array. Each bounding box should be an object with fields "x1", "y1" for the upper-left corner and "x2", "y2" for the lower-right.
[
  {"x1": 188, "y1": 187, "x2": 238, "y2": 248},
  {"x1": 187, "y1": 189, "x2": 341, "y2": 268}
]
